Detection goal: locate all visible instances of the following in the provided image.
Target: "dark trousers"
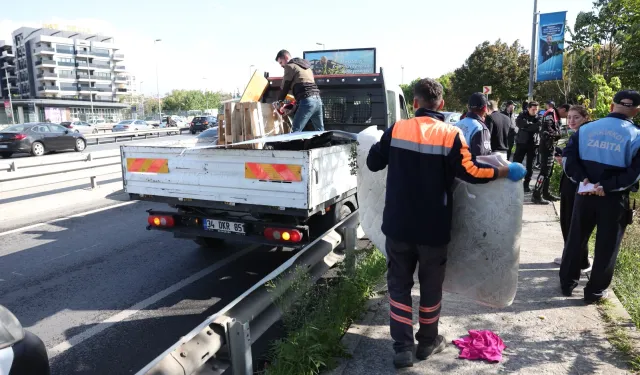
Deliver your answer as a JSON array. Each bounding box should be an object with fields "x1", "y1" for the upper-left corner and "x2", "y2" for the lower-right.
[
  {"x1": 513, "y1": 142, "x2": 536, "y2": 181},
  {"x1": 533, "y1": 143, "x2": 554, "y2": 194},
  {"x1": 386, "y1": 237, "x2": 447, "y2": 353},
  {"x1": 559, "y1": 194, "x2": 629, "y2": 299},
  {"x1": 507, "y1": 130, "x2": 516, "y2": 160},
  {"x1": 559, "y1": 175, "x2": 590, "y2": 269}
]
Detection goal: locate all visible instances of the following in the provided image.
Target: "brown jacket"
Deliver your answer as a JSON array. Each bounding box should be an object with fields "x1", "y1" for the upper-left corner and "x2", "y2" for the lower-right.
[{"x1": 278, "y1": 58, "x2": 320, "y2": 101}]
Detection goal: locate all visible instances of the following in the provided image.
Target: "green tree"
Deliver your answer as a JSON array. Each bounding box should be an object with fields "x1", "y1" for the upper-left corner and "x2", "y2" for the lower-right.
[
  {"x1": 162, "y1": 89, "x2": 231, "y2": 111},
  {"x1": 451, "y1": 40, "x2": 530, "y2": 106}
]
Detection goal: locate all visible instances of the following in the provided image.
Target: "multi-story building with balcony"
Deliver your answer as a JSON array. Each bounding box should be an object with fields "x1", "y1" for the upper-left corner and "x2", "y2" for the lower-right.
[
  {"x1": 8, "y1": 27, "x2": 130, "y2": 123},
  {"x1": 0, "y1": 41, "x2": 18, "y2": 123}
]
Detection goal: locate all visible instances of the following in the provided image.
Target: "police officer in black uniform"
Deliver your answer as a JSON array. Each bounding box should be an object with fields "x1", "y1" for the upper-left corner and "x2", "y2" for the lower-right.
[
  {"x1": 513, "y1": 101, "x2": 541, "y2": 192},
  {"x1": 560, "y1": 90, "x2": 640, "y2": 304},
  {"x1": 532, "y1": 101, "x2": 564, "y2": 204}
]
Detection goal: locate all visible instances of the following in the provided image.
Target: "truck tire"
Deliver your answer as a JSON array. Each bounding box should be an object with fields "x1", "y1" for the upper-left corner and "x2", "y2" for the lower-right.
[
  {"x1": 308, "y1": 201, "x2": 353, "y2": 238},
  {"x1": 194, "y1": 237, "x2": 226, "y2": 250}
]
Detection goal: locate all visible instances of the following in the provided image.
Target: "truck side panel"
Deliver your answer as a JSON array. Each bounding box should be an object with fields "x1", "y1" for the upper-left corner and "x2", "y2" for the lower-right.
[
  {"x1": 121, "y1": 145, "x2": 311, "y2": 209},
  {"x1": 309, "y1": 145, "x2": 357, "y2": 208}
]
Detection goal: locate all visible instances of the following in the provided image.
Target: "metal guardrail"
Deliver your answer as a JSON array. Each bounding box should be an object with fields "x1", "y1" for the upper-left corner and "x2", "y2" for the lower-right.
[
  {"x1": 0, "y1": 128, "x2": 190, "y2": 192},
  {"x1": 137, "y1": 212, "x2": 361, "y2": 375}
]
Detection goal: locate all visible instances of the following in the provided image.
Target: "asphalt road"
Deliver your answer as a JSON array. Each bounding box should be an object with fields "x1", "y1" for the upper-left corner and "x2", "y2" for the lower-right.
[
  {"x1": 0, "y1": 201, "x2": 296, "y2": 374},
  {"x1": 5, "y1": 133, "x2": 196, "y2": 160}
]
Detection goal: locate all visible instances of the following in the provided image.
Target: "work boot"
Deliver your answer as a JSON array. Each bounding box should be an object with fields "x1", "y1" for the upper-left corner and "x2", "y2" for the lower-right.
[
  {"x1": 523, "y1": 180, "x2": 531, "y2": 193},
  {"x1": 532, "y1": 190, "x2": 550, "y2": 205},
  {"x1": 393, "y1": 351, "x2": 413, "y2": 368},
  {"x1": 416, "y1": 335, "x2": 446, "y2": 360},
  {"x1": 542, "y1": 180, "x2": 560, "y2": 202}
]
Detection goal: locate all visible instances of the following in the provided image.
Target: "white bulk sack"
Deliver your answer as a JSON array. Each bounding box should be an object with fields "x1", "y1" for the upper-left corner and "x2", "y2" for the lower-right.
[{"x1": 356, "y1": 126, "x2": 523, "y2": 308}]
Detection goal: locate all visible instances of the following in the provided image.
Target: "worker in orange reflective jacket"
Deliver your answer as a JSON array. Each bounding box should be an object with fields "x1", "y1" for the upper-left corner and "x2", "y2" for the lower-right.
[{"x1": 367, "y1": 78, "x2": 527, "y2": 369}]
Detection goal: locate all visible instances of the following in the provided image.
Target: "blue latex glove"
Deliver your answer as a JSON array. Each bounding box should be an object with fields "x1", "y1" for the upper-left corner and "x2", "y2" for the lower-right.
[{"x1": 507, "y1": 163, "x2": 527, "y2": 182}]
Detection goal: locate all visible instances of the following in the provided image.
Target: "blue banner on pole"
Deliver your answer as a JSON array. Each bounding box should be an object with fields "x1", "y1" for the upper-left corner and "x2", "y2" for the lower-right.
[{"x1": 536, "y1": 11, "x2": 566, "y2": 82}]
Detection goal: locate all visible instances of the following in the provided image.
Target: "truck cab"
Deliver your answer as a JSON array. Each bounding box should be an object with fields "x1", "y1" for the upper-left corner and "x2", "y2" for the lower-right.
[{"x1": 262, "y1": 67, "x2": 408, "y2": 133}]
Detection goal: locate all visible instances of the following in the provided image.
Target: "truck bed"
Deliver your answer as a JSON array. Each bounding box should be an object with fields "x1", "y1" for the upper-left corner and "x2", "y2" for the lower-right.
[{"x1": 120, "y1": 136, "x2": 357, "y2": 213}]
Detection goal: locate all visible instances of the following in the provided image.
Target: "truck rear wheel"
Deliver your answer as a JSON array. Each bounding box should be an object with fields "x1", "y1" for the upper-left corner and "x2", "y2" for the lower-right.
[{"x1": 194, "y1": 237, "x2": 226, "y2": 250}]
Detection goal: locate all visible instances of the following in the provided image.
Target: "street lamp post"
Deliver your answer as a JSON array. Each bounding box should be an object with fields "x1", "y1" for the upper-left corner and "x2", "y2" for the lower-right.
[
  {"x1": 86, "y1": 57, "x2": 94, "y2": 122},
  {"x1": 154, "y1": 39, "x2": 162, "y2": 118},
  {"x1": 401, "y1": 66, "x2": 404, "y2": 85},
  {"x1": 4, "y1": 67, "x2": 15, "y2": 124},
  {"x1": 528, "y1": 0, "x2": 538, "y2": 100},
  {"x1": 316, "y1": 42, "x2": 325, "y2": 50},
  {"x1": 140, "y1": 81, "x2": 144, "y2": 117},
  {"x1": 202, "y1": 77, "x2": 209, "y2": 113}
]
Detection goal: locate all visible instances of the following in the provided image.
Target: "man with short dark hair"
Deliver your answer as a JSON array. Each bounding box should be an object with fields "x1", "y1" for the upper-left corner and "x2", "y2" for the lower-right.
[
  {"x1": 275, "y1": 49, "x2": 324, "y2": 132},
  {"x1": 487, "y1": 100, "x2": 511, "y2": 158},
  {"x1": 455, "y1": 93, "x2": 492, "y2": 156},
  {"x1": 367, "y1": 78, "x2": 527, "y2": 369},
  {"x1": 558, "y1": 103, "x2": 571, "y2": 118},
  {"x1": 502, "y1": 100, "x2": 518, "y2": 160},
  {"x1": 560, "y1": 90, "x2": 640, "y2": 304},
  {"x1": 513, "y1": 101, "x2": 542, "y2": 191}
]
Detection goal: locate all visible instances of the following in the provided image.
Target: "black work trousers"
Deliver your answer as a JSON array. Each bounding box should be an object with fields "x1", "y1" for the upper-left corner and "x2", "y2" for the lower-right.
[
  {"x1": 559, "y1": 175, "x2": 590, "y2": 269},
  {"x1": 559, "y1": 194, "x2": 629, "y2": 300},
  {"x1": 507, "y1": 130, "x2": 516, "y2": 160},
  {"x1": 386, "y1": 237, "x2": 447, "y2": 353},
  {"x1": 534, "y1": 143, "x2": 555, "y2": 194},
  {"x1": 513, "y1": 141, "x2": 536, "y2": 181}
]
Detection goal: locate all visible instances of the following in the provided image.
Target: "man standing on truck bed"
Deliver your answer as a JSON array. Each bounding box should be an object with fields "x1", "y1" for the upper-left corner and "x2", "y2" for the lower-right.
[
  {"x1": 275, "y1": 49, "x2": 324, "y2": 132},
  {"x1": 366, "y1": 78, "x2": 527, "y2": 369}
]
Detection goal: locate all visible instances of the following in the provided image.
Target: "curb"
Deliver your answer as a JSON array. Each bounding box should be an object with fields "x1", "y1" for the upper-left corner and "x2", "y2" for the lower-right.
[{"x1": 323, "y1": 277, "x2": 388, "y2": 375}]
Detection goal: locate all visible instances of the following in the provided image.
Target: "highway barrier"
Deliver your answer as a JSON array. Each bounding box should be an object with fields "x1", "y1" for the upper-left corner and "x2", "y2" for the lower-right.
[
  {"x1": 137, "y1": 212, "x2": 361, "y2": 375},
  {"x1": 0, "y1": 128, "x2": 189, "y2": 192}
]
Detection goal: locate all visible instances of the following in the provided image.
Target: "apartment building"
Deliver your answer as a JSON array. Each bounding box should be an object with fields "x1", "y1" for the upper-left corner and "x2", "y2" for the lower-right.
[{"x1": 7, "y1": 27, "x2": 129, "y2": 123}]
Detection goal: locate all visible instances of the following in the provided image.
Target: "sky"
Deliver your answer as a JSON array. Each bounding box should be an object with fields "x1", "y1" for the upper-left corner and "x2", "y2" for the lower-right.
[{"x1": 0, "y1": 0, "x2": 595, "y2": 96}]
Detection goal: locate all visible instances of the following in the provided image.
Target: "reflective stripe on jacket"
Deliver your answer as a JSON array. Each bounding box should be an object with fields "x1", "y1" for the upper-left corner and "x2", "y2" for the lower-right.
[{"x1": 367, "y1": 108, "x2": 498, "y2": 246}]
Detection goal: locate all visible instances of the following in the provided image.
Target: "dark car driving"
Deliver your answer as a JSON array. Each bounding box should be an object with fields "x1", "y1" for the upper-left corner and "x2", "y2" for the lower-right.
[
  {"x1": 190, "y1": 116, "x2": 217, "y2": 134},
  {"x1": 0, "y1": 122, "x2": 87, "y2": 158}
]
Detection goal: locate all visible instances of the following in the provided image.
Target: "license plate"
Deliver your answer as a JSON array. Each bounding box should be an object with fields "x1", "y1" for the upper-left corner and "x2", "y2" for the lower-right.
[
  {"x1": 0, "y1": 145, "x2": 7, "y2": 148},
  {"x1": 204, "y1": 219, "x2": 245, "y2": 235}
]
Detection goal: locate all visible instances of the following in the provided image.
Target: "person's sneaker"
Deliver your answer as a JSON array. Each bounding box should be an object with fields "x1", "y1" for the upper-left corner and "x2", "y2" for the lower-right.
[
  {"x1": 581, "y1": 264, "x2": 592, "y2": 274},
  {"x1": 416, "y1": 335, "x2": 446, "y2": 360},
  {"x1": 543, "y1": 193, "x2": 560, "y2": 202},
  {"x1": 393, "y1": 351, "x2": 413, "y2": 368},
  {"x1": 561, "y1": 286, "x2": 573, "y2": 297},
  {"x1": 584, "y1": 290, "x2": 609, "y2": 305},
  {"x1": 554, "y1": 257, "x2": 562, "y2": 265},
  {"x1": 532, "y1": 193, "x2": 550, "y2": 205}
]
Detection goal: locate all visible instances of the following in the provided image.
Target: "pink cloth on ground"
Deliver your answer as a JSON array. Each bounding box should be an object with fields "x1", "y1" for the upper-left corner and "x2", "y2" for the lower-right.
[{"x1": 452, "y1": 330, "x2": 506, "y2": 363}]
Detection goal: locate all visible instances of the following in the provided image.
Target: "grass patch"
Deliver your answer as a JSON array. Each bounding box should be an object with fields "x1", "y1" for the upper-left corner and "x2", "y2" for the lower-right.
[
  {"x1": 597, "y1": 299, "x2": 640, "y2": 372},
  {"x1": 613, "y1": 222, "x2": 640, "y2": 328},
  {"x1": 264, "y1": 247, "x2": 387, "y2": 375}
]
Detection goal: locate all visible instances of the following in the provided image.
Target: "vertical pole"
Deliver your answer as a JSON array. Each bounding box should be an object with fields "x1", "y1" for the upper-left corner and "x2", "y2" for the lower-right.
[
  {"x1": 88, "y1": 57, "x2": 94, "y2": 121},
  {"x1": 528, "y1": 0, "x2": 538, "y2": 101},
  {"x1": 401, "y1": 66, "x2": 404, "y2": 85},
  {"x1": 344, "y1": 227, "x2": 357, "y2": 276},
  {"x1": 5, "y1": 68, "x2": 15, "y2": 124},
  {"x1": 228, "y1": 320, "x2": 253, "y2": 375}
]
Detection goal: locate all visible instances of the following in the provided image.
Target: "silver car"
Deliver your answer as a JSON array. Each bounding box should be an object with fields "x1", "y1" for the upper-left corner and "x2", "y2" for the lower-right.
[
  {"x1": 60, "y1": 121, "x2": 99, "y2": 134},
  {"x1": 112, "y1": 120, "x2": 152, "y2": 132}
]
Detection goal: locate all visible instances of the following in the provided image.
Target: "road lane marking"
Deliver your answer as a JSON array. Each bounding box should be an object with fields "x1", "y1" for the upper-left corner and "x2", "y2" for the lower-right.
[
  {"x1": 0, "y1": 201, "x2": 136, "y2": 237},
  {"x1": 47, "y1": 243, "x2": 260, "y2": 358}
]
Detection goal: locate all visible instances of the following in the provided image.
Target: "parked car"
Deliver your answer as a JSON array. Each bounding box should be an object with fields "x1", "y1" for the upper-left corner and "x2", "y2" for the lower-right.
[
  {"x1": 0, "y1": 122, "x2": 87, "y2": 158},
  {"x1": 442, "y1": 111, "x2": 463, "y2": 124},
  {"x1": 190, "y1": 116, "x2": 217, "y2": 134},
  {"x1": 197, "y1": 126, "x2": 218, "y2": 142},
  {"x1": 88, "y1": 118, "x2": 107, "y2": 126},
  {"x1": 60, "y1": 120, "x2": 99, "y2": 134},
  {"x1": 160, "y1": 116, "x2": 187, "y2": 129},
  {"x1": 112, "y1": 120, "x2": 152, "y2": 132}
]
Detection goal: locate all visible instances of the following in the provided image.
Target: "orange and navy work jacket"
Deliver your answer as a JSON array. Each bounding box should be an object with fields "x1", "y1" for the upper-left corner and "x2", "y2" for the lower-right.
[{"x1": 367, "y1": 108, "x2": 499, "y2": 246}]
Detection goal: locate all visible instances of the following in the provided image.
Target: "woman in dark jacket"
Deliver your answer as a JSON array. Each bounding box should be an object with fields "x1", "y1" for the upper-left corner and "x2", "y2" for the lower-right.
[{"x1": 554, "y1": 105, "x2": 591, "y2": 272}]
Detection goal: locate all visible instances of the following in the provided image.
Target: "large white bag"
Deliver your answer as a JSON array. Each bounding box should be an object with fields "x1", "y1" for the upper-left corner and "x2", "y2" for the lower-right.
[{"x1": 356, "y1": 126, "x2": 523, "y2": 308}]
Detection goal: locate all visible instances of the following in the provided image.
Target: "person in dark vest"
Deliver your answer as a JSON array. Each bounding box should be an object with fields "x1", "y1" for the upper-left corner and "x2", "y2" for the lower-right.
[
  {"x1": 560, "y1": 90, "x2": 640, "y2": 304},
  {"x1": 366, "y1": 78, "x2": 527, "y2": 368},
  {"x1": 513, "y1": 101, "x2": 541, "y2": 192}
]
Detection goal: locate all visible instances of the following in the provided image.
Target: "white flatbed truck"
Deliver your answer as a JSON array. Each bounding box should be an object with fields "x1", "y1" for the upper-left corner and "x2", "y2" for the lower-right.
[{"x1": 120, "y1": 68, "x2": 409, "y2": 248}]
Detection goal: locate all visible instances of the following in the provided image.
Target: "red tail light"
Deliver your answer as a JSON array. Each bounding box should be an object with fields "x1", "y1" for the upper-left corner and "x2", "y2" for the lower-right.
[
  {"x1": 264, "y1": 227, "x2": 302, "y2": 243},
  {"x1": 123, "y1": 125, "x2": 130, "y2": 129},
  {"x1": 148, "y1": 215, "x2": 175, "y2": 227},
  {"x1": 13, "y1": 134, "x2": 27, "y2": 140}
]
